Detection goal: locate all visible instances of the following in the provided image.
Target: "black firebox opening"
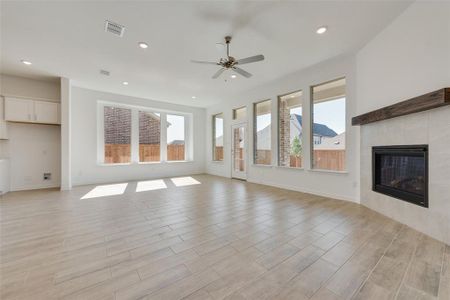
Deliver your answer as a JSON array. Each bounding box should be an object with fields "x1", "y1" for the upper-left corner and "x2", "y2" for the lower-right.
[{"x1": 372, "y1": 145, "x2": 428, "y2": 208}]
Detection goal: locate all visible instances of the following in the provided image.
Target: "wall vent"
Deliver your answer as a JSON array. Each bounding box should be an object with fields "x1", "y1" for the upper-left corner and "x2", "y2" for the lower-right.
[
  {"x1": 100, "y1": 69, "x2": 110, "y2": 76},
  {"x1": 104, "y1": 20, "x2": 125, "y2": 37}
]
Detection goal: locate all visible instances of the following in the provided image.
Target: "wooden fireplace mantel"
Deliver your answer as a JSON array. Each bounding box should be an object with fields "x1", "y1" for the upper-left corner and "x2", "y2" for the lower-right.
[{"x1": 352, "y1": 88, "x2": 450, "y2": 126}]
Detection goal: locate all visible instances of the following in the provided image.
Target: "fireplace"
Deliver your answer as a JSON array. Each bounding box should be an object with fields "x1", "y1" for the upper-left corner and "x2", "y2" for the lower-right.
[{"x1": 372, "y1": 145, "x2": 428, "y2": 207}]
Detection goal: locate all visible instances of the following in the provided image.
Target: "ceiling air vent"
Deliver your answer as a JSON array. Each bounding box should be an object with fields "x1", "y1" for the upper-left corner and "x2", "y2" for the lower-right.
[
  {"x1": 104, "y1": 20, "x2": 125, "y2": 37},
  {"x1": 100, "y1": 69, "x2": 110, "y2": 76}
]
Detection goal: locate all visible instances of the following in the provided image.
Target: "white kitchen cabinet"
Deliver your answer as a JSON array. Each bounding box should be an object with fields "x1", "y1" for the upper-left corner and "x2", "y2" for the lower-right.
[
  {"x1": 4, "y1": 97, "x2": 60, "y2": 125},
  {"x1": 5, "y1": 98, "x2": 34, "y2": 122},
  {"x1": 34, "y1": 101, "x2": 60, "y2": 124}
]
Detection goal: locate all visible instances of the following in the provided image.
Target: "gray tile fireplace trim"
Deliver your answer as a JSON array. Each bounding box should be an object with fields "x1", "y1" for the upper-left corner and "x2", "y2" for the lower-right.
[{"x1": 360, "y1": 106, "x2": 450, "y2": 245}]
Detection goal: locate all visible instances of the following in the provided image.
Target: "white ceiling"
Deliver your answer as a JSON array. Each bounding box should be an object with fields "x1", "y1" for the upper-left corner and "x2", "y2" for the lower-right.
[{"x1": 1, "y1": 1, "x2": 411, "y2": 107}]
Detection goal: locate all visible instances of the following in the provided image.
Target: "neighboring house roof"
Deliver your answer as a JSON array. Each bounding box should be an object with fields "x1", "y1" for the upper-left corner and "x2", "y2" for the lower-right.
[
  {"x1": 255, "y1": 114, "x2": 341, "y2": 150},
  {"x1": 293, "y1": 114, "x2": 337, "y2": 137},
  {"x1": 314, "y1": 133, "x2": 345, "y2": 150},
  {"x1": 168, "y1": 140, "x2": 185, "y2": 145}
]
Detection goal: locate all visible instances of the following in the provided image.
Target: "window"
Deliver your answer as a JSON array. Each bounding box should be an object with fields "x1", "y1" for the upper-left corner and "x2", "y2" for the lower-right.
[
  {"x1": 104, "y1": 106, "x2": 131, "y2": 164},
  {"x1": 233, "y1": 106, "x2": 247, "y2": 121},
  {"x1": 100, "y1": 102, "x2": 192, "y2": 164},
  {"x1": 311, "y1": 78, "x2": 346, "y2": 171},
  {"x1": 254, "y1": 100, "x2": 272, "y2": 165},
  {"x1": 139, "y1": 111, "x2": 161, "y2": 162},
  {"x1": 278, "y1": 91, "x2": 302, "y2": 168},
  {"x1": 167, "y1": 114, "x2": 185, "y2": 161},
  {"x1": 212, "y1": 113, "x2": 224, "y2": 161}
]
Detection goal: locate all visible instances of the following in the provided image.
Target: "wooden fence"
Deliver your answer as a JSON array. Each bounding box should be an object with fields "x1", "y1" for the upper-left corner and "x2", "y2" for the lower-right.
[
  {"x1": 313, "y1": 150, "x2": 345, "y2": 171},
  {"x1": 257, "y1": 149, "x2": 345, "y2": 171},
  {"x1": 104, "y1": 144, "x2": 131, "y2": 164},
  {"x1": 214, "y1": 147, "x2": 224, "y2": 161},
  {"x1": 105, "y1": 144, "x2": 344, "y2": 170},
  {"x1": 167, "y1": 145, "x2": 185, "y2": 161},
  {"x1": 105, "y1": 144, "x2": 185, "y2": 163}
]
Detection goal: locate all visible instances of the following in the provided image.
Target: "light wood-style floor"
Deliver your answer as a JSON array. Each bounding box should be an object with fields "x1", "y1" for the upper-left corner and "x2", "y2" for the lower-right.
[{"x1": 1, "y1": 174, "x2": 449, "y2": 300}]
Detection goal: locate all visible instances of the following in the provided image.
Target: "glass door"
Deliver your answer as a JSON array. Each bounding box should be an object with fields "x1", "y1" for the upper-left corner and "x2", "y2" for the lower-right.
[{"x1": 231, "y1": 123, "x2": 246, "y2": 180}]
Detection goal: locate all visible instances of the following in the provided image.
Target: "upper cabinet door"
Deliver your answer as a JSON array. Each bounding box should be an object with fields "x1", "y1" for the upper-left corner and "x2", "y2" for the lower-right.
[
  {"x1": 5, "y1": 98, "x2": 34, "y2": 122},
  {"x1": 34, "y1": 101, "x2": 60, "y2": 124}
]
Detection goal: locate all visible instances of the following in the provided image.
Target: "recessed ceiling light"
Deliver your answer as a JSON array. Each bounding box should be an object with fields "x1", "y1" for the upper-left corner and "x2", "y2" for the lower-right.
[
  {"x1": 316, "y1": 26, "x2": 328, "y2": 34},
  {"x1": 230, "y1": 74, "x2": 237, "y2": 79},
  {"x1": 21, "y1": 59, "x2": 32, "y2": 65},
  {"x1": 191, "y1": 96, "x2": 196, "y2": 99},
  {"x1": 122, "y1": 81, "x2": 129, "y2": 85},
  {"x1": 138, "y1": 42, "x2": 148, "y2": 49}
]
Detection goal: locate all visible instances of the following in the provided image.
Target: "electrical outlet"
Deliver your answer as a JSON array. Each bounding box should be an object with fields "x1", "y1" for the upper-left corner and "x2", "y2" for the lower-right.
[{"x1": 43, "y1": 173, "x2": 51, "y2": 180}]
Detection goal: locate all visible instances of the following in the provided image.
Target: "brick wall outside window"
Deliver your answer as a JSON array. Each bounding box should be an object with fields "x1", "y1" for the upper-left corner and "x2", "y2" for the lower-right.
[
  {"x1": 104, "y1": 106, "x2": 131, "y2": 144},
  {"x1": 278, "y1": 99, "x2": 291, "y2": 166}
]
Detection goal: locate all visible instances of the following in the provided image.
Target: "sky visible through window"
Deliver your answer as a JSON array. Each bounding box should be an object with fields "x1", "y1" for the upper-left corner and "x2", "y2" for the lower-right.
[
  {"x1": 291, "y1": 106, "x2": 302, "y2": 116},
  {"x1": 314, "y1": 97, "x2": 345, "y2": 134},
  {"x1": 167, "y1": 115, "x2": 185, "y2": 143},
  {"x1": 256, "y1": 97, "x2": 345, "y2": 134},
  {"x1": 215, "y1": 117, "x2": 223, "y2": 138},
  {"x1": 206, "y1": 97, "x2": 345, "y2": 141}
]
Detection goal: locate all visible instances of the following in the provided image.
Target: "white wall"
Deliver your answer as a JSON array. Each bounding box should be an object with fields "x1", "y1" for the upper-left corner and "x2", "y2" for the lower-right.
[
  {"x1": 60, "y1": 78, "x2": 71, "y2": 190},
  {"x1": 7, "y1": 123, "x2": 61, "y2": 190},
  {"x1": 205, "y1": 55, "x2": 359, "y2": 202},
  {"x1": 70, "y1": 87, "x2": 206, "y2": 186},
  {"x1": 0, "y1": 74, "x2": 61, "y2": 191},
  {"x1": 356, "y1": 2, "x2": 450, "y2": 244},
  {"x1": 0, "y1": 74, "x2": 60, "y2": 102},
  {"x1": 356, "y1": 1, "x2": 450, "y2": 114}
]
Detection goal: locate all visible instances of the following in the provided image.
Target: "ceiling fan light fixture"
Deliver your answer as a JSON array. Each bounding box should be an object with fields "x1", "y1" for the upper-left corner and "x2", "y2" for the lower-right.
[
  {"x1": 316, "y1": 26, "x2": 328, "y2": 34},
  {"x1": 191, "y1": 36, "x2": 263, "y2": 79},
  {"x1": 122, "y1": 81, "x2": 129, "y2": 85},
  {"x1": 21, "y1": 59, "x2": 32, "y2": 65},
  {"x1": 191, "y1": 96, "x2": 196, "y2": 99}
]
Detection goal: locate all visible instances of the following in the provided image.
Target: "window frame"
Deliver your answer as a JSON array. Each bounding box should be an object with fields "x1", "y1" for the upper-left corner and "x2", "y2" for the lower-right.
[
  {"x1": 97, "y1": 101, "x2": 193, "y2": 165},
  {"x1": 212, "y1": 113, "x2": 224, "y2": 162},
  {"x1": 232, "y1": 106, "x2": 247, "y2": 121},
  {"x1": 253, "y1": 99, "x2": 272, "y2": 166},
  {"x1": 310, "y1": 77, "x2": 346, "y2": 172},
  {"x1": 277, "y1": 89, "x2": 303, "y2": 169}
]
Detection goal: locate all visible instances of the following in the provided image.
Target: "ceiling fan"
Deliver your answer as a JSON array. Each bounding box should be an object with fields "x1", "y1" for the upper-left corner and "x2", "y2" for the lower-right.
[{"x1": 191, "y1": 36, "x2": 264, "y2": 79}]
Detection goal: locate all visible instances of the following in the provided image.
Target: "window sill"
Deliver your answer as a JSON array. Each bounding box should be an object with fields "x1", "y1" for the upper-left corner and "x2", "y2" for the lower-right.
[
  {"x1": 252, "y1": 164, "x2": 273, "y2": 168},
  {"x1": 97, "y1": 163, "x2": 132, "y2": 167},
  {"x1": 277, "y1": 166, "x2": 304, "y2": 171},
  {"x1": 211, "y1": 160, "x2": 224, "y2": 164},
  {"x1": 309, "y1": 168, "x2": 348, "y2": 174},
  {"x1": 98, "y1": 160, "x2": 194, "y2": 166},
  {"x1": 138, "y1": 161, "x2": 161, "y2": 165}
]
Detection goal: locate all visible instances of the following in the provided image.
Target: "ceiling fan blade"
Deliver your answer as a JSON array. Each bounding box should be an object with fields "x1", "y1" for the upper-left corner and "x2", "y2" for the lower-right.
[
  {"x1": 191, "y1": 60, "x2": 219, "y2": 65},
  {"x1": 212, "y1": 68, "x2": 226, "y2": 79},
  {"x1": 233, "y1": 67, "x2": 252, "y2": 78},
  {"x1": 236, "y1": 54, "x2": 264, "y2": 65}
]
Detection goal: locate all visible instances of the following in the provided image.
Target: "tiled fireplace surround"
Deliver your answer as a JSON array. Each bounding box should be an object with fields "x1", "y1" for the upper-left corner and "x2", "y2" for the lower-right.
[{"x1": 360, "y1": 106, "x2": 450, "y2": 245}]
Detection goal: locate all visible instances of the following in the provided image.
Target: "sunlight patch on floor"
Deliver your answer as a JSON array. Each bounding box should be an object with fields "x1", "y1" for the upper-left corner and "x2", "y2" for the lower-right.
[
  {"x1": 136, "y1": 180, "x2": 167, "y2": 192},
  {"x1": 81, "y1": 183, "x2": 128, "y2": 199},
  {"x1": 170, "y1": 176, "x2": 201, "y2": 187}
]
